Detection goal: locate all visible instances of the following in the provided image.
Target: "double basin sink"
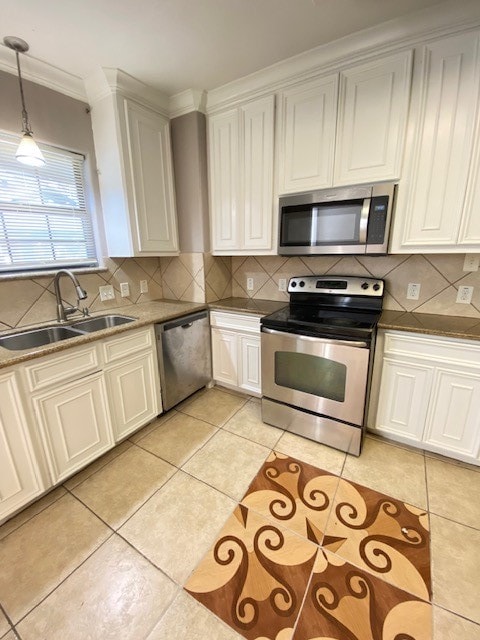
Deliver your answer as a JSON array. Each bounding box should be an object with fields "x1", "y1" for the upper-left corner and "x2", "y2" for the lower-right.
[{"x1": 0, "y1": 315, "x2": 136, "y2": 351}]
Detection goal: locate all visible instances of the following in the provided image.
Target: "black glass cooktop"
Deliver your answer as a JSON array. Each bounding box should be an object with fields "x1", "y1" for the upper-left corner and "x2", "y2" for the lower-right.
[{"x1": 261, "y1": 305, "x2": 380, "y2": 340}]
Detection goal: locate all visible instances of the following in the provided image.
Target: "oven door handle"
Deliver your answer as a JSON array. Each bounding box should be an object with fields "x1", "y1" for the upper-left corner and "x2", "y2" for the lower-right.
[{"x1": 261, "y1": 327, "x2": 369, "y2": 349}]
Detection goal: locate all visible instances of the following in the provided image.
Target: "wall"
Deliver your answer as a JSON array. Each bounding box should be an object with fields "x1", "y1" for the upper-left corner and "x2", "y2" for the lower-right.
[
  {"x1": 230, "y1": 253, "x2": 480, "y2": 317},
  {"x1": 170, "y1": 112, "x2": 210, "y2": 253},
  {"x1": 0, "y1": 68, "x2": 105, "y2": 252}
]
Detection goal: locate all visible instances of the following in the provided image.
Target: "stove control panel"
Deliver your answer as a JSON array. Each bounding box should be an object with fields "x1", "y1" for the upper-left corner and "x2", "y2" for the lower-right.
[{"x1": 288, "y1": 275, "x2": 384, "y2": 296}]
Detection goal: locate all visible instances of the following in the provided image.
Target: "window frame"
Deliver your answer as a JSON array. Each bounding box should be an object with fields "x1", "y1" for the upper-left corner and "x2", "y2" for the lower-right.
[{"x1": 0, "y1": 131, "x2": 99, "y2": 276}]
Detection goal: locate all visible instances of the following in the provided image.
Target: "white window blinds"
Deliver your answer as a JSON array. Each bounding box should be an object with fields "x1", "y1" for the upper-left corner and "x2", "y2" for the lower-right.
[{"x1": 0, "y1": 133, "x2": 98, "y2": 273}]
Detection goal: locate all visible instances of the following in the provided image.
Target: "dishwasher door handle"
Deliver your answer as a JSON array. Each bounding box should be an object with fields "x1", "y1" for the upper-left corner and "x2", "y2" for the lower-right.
[{"x1": 181, "y1": 323, "x2": 194, "y2": 329}]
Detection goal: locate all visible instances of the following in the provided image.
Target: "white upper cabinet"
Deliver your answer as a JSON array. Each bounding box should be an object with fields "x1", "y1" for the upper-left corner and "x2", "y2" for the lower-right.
[
  {"x1": 209, "y1": 109, "x2": 239, "y2": 251},
  {"x1": 124, "y1": 101, "x2": 178, "y2": 254},
  {"x1": 391, "y1": 31, "x2": 480, "y2": 252},
  {"x1": 335, "y1": 51, "x2": 412, "y2": 186},
  {"x1": 86, "y1": 69, "x2": 179, "y2": 257},
  {"x1": 277, "y1": 51, "x2": 412, "y2": 195},
  {"x1": 209, "y1": 95, "x2": 275, "y2": 254},
  {"x1": 277, "y1": 75, "x2": 338, "y2": 194}
]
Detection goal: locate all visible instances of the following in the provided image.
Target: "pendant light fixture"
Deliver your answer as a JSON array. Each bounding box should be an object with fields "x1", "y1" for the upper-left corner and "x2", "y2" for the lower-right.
[{"x1": 3, "y1": 35, "x2": 45, "y2": 167}]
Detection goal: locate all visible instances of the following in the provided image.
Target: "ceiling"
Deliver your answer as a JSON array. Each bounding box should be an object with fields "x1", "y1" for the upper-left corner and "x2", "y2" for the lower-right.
[{"x1": 2, "y1": 0, "x2": 448, "y2": 96}]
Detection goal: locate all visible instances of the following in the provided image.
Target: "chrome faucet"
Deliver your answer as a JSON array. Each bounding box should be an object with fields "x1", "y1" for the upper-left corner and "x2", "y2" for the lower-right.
[{"x1": 53, "y1": 270, "x2": 88, "y2": 322}]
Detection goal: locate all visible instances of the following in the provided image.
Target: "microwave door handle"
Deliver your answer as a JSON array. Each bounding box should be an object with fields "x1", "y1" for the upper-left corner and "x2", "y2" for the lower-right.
[
  {"x1": 359, "y1": 198, "x2": 371, "y2": 244},
  {"x1": 261, "y1": 327, "x2": 368, "y2": 349}
]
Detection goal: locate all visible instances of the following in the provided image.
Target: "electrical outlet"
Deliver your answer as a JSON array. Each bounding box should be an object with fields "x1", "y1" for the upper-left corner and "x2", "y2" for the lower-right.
[
  {"x1": 140, "y1": 280, "x2": 148, "y2": 294},
  {"x1": 406, "y1": 283, "x2": 421, "y2": 300},
  {"x1": 278, "y1": 278, "x2": 287, "y2": 292},
  {"x1": 120, "y1": 282, "x2": 130, "y2": 297},
  {"x1": 247, "y1": 277, "x2": 254, "y2": 291},
  {"x1": 99, "y1": 285, "x2": 114, "y2": 302},
  {"x1": 456, "y1": 285, "x2": 473, "y2": 304},
  {"x1": 463, "y1": 254, "x2": 479, "y2": 272}
]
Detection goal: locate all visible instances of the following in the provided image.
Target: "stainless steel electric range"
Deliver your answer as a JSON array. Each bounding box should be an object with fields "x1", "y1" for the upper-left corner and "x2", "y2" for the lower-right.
[{"x1": 261, "y1": 275, "x2": 384, "y2": 456}]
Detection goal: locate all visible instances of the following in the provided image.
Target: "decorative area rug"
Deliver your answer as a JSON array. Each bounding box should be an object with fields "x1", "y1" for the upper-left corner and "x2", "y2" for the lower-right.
[{"x1": 185, "y1": 452, "x2": 432, "y2": 640}]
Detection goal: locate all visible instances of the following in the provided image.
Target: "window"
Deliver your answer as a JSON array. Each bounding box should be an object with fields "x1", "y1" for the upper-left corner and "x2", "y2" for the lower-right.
[{"x1": 0, "y1": 132, "x2": 98, "y2": 274}]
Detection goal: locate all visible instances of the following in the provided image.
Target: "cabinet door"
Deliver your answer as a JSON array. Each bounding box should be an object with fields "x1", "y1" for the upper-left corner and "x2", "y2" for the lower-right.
[
  {"x1": 34, "y1": 372, "x2": 114, "y2": 483},
  {"x1": 459, "y1": 113, "x2": 480, "y2": 246},
  {"x1": 424, "y1": 367, "x2": 480, "y2": 458},
  {"x1": 105, "y1": 352, "x2": 159, "y2": 441},
  {"x1": 335, "y1": 51, "x2": 412, "y2": 185},
  {"x1": 0, "y1": 372, "x2": 43, "y2": 521},
  {"x1": 211, "y1": 328, "x2": 238, "y2": 386},
  {"x1": 278, "y1": 75, "x2": 338, "y2": 194},
  {"x1": 125, "y1": 100, "x2": 179, "y2": 254},
  {"x1": 391, "y1": 32, "x2": 480, "y2": 251},
  {"x1": 238, "y1": 335, "x2": 261, "y2": 395},
  {"x1": 241, "y1": 96, "x2": 275, "y2": 251},
  {"x1": 374, "y1": 357, "x2": 433, "y2": 442},
  {"x1": 209, "y1": 109, "x2": 240, "y2": 251}
]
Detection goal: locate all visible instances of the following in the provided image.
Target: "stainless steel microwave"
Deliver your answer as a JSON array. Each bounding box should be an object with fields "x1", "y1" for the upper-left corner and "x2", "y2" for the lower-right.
[{"x1": 278, "y1": 182, "x2": 397, "y2": 255}]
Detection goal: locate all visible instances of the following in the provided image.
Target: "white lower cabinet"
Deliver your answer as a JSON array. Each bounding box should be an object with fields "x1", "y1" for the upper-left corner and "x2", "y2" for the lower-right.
[
  {"x1": 371, "y1": 331, "x2": 480, "y2": 464},
  {"x1": 33, "y1": 372, "x2": 113, "y2": 483},
  {"x1": 211, "y1": 311, "x2": 261, "y2": 396},
  {"x1": 103, "y1": 326, "x2": 160, "y2": 440},
  {"x1": 0, "y1": 325, "x2": 161, "y2": 522},
  {"x1": 239, "y1": 335, "x2": 261, "y2": 394},
  {"x1": 0, "y1": 370, "x2": 44, "y2": 522}
]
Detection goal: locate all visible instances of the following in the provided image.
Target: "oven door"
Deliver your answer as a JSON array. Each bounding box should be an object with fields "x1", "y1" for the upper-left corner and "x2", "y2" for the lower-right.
[{"x1": 261, "y1": 327, "x2": 370, "y2": 426}]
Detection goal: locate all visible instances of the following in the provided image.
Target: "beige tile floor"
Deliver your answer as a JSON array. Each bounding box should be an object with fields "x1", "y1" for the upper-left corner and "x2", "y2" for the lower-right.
[{"x1": 0, "y1": 386, "x2": 479, "y2": 639}]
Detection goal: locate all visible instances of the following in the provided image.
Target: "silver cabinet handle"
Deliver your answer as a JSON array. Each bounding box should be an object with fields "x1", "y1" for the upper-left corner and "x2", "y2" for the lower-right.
[{"x1": 261, "y1": 326, "x2": 368, "y2": 349}]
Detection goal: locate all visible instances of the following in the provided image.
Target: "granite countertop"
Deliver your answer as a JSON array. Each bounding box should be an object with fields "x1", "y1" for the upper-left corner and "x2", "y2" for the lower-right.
[
  {"x1": 0, "y1": 297, "x2": 285, "y2": 370},
  {"x1": 0, "y1": 300, "x2": 207, "y2": 370},
  {"x1": 379, "y1": 310, "x2": 480, "y2": 341},
  {"x1": 4, "y1": 296, "x2": 479, "y2": 370},
  {"x1": 209, "y1": 297, "x2": 287, "y2": 316}
]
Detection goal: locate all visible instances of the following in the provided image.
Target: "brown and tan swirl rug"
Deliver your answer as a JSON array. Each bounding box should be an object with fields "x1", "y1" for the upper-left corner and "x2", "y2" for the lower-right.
[{"x1": 185, "y1": 451, "x2": 432, "y2": 640}]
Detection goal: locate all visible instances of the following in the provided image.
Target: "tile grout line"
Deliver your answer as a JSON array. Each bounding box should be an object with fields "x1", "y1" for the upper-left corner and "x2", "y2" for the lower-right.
[
  {"x1": 10, "y1": 529, "x2": 116, "y2": 630},
  {"x1": 0, "y1": 488, "x2": 66, "y2": 543},
  {"x1": 434, "y1": 603, "x2": 480, "y2": 628}
]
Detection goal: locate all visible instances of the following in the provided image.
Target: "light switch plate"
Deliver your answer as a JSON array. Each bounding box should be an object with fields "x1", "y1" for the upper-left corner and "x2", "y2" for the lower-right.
[
  {"x1": 247, "y1": 277, "x2": 254, "y2": 291},
  {"x1": 140, "y1": 280, "x2": 148, "y2": 294},
  {"x1": 99, "y1": 285, "x2": 114, "y2": 301},
  {"x1": 463, "y1": 254, "x2": 479, "y2": 272},
  {"x1": 278, "y1": 278, "x2": 287, "y2": 292},
  {"x1": 120, "y1": 282, "x2": 130, "y2": 297}
]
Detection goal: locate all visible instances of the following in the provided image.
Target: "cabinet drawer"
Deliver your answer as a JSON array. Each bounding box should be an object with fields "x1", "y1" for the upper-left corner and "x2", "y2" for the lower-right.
[
  {"x1": 210, "y1": 311, "x2": 261, "y2": 334},
  {"x1": 102, "y1": 327, "x2": 153, "y2": 363},
  {"x1": 383, "y1": 331, "x2": 480, "y2": 368},
  {"x1": 24, "y1": 345, "x2": 99, "y2": 392}
]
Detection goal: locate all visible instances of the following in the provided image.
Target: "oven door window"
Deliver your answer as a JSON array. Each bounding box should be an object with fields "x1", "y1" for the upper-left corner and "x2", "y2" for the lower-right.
[
  {"x1": 274, "y1": 351, "x2": 346, "y2": 402},
  {"x1": 280, "y1": 201, "x2": 363, "y2": 246}
]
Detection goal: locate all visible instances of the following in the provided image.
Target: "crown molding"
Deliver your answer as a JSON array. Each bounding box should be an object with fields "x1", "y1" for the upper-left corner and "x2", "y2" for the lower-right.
[
  {"x1": 0, "y1": 43, "x2": 87, "y2": 102},
  {"x1": 84, "y1": 68, "x2": 170, "y2": 115},
  {"x1": 206, "y1": 0, "x2": 480, "y2": 112},
  {"x1": 169, "y1": 89, "x2": 207, "y2": 118}
]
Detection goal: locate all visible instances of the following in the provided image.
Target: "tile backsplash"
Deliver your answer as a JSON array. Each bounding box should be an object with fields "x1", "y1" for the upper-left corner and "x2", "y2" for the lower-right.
[
  {"x1": 1, "y1": 252, "x2": 479, "y2": 330},
  {"x1": 231, "y1": 253, "x2": 480, "y2": 319},
  {"x1": 0, "y1": 253, "x2": 232, "y2": 330}
]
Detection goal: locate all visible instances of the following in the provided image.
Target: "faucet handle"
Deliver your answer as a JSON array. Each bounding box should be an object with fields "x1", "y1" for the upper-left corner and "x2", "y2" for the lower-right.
[{"x1": 81, "y1": 307, "x2": 90, "y2": 317}]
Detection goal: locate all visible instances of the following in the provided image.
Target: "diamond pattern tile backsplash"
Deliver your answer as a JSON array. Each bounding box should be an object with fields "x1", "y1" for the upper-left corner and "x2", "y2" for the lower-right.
[
  {"x1": 231, "y1": 253, "x2": 480, "y2": 318},
  {"x1": 1, "y1": 253, "x2": 479, "y2": 329},
  {"x1": 0, "y1": 254, "x2": 232, "y2": 330}
]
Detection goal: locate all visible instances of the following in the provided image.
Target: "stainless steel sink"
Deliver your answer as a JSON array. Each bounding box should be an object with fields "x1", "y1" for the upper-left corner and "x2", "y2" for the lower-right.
[
  {"x1": 0, "y1": 326, "x2": 86, "y2": 351},
  {"x1": 70, "y1": 314, "x2": 136, "y2": 333}
]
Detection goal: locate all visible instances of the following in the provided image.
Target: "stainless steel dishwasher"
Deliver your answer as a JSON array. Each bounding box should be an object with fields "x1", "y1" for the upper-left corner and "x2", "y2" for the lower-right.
[{"x1": 155, "y1": 310, "x2": 212, "y2": 411}]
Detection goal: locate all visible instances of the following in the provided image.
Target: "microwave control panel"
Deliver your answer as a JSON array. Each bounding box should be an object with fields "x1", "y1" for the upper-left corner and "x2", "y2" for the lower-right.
[{"x1": 366, "y1": 196, "x2": 389, "y2": 244}]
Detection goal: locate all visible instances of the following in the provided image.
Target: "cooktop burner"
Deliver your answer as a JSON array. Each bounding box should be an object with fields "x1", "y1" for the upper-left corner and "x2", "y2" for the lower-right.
[{"x1": 260, "y1": 275, "x2": 384, "y2": 340}]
